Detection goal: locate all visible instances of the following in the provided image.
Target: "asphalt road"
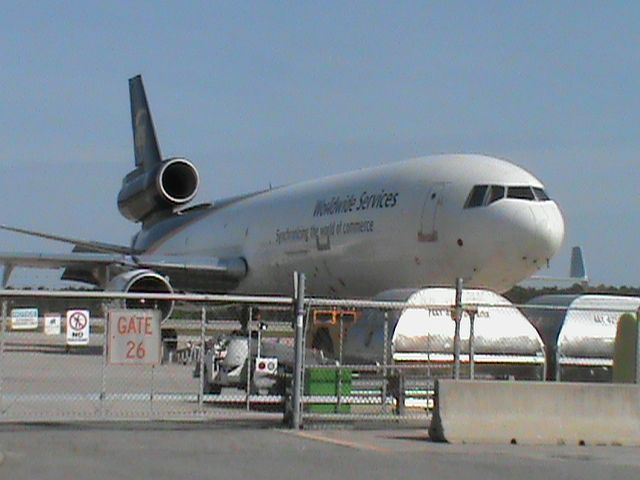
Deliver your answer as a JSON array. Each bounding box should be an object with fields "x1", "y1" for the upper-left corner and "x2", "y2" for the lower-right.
[{"x1": 0, "y1": 423, "x2": 638, "y2": 480}]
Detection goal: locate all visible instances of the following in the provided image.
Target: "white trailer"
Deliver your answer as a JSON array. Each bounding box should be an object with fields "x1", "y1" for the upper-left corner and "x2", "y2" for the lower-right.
[
  {"x1": 344, "y1": 288, "x2": 547, "y2": 380},
  {"x1": 523, "y1": 294, "x2": 640, "y2": 381}
]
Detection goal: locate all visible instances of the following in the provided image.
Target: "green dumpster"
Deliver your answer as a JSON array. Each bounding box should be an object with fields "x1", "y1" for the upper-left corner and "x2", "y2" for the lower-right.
[{"x1": 305, "y1": 368, "x2": 352, "y2": 413}]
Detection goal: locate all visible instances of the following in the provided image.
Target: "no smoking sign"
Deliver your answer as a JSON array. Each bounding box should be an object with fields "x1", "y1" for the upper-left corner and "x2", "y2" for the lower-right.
[{"x1": 66, "y1": 310, "x2": 90, "y2": 346}]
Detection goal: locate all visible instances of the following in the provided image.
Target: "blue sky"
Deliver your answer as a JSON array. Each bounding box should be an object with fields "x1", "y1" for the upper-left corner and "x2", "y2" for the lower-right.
[{"x1": 0, "y1": 1, "x2": 638, "y2": 287}]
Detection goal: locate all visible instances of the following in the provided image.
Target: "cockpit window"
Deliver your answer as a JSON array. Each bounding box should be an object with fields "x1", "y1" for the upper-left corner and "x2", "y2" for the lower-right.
[
  {"x1": 507, "y1": 186, "x2": 536, "y2": 200},
  {"x1": 464, "y1": 185, "x2": 488, "y2": 208},
  {"x1": 532, "y1": 187, "x2": 550, "y2": 201},
  {"x1": 487, "y1": 185, "x2": 505, "y2": 204},
  {"x1": 465, "y1": 184, "x2": 551, "y2": 208}
]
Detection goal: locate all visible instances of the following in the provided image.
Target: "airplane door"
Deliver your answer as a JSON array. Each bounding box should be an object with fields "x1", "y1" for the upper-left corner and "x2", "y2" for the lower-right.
[{"x1": 418, "y1": 183, "x2": 446, "y2": 242}]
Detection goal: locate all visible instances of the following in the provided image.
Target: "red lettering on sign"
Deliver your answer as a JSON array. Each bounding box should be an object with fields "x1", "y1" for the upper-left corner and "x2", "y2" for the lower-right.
[
  {"x1": 128, "y1": 317, "x2": 138, "y2": 334},
  {"x1": 116, "y1": 316, "x2": 154, "y2": 335},
  {"x1": 126, "y1": 340, "x2": 146, "y2": 359},
  {"x1": 145, "y1": 317, "x2": 153, "y2": 335},
  {"x1": 118, "y1": 317, "x2": 127, "y2": 334}
]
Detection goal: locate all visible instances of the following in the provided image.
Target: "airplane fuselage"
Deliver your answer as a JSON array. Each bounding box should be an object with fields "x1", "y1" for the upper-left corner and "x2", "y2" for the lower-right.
[{"x1": 134, "y1": 154, "x2": 564, "y2": 296}]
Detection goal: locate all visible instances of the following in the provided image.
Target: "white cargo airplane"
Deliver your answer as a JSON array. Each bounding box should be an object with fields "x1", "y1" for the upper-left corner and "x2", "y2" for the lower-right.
[{"x1": 0, "y1": 76, "x2": 564, "y2": 318}]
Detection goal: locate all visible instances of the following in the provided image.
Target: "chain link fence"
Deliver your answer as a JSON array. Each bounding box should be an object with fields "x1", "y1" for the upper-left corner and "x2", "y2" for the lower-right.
[
  {"x1": 0, "y1": 292, "x2": 295, "y2": 422},
  {"x1": 0, "y1": 288, "x2": 638, "y2": 425}
]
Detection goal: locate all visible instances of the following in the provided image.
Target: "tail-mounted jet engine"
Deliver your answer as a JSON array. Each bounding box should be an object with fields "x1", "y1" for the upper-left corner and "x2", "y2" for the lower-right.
[
  {"x1": 117, "y1": 157, "x2": 199, "y2": 223},
  {"x1": 107, "y1": 269, "x2": 175, "y2": 321}
]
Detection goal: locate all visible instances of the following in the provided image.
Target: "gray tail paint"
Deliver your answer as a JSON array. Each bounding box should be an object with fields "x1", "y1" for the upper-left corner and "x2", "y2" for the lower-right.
[
  {"x1": 129, "y1": 75, "x2": 162, "y2": 169},
  {"x1": 569, "y1": 246, "x2": 588, "y2": 283}
]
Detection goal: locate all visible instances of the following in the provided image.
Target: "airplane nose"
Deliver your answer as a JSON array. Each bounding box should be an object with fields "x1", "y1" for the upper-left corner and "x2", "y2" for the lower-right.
[
  {"x1": 509, "y1": 202, "x2": 564, "y2": 264},
  {"x1": 541, "y1": 202, "x2": 565, "y2": 259}
]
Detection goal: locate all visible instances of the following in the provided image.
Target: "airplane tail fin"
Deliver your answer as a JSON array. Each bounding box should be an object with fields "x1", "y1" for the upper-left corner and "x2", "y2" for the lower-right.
[
  {"x1": 120, "y1": 75, "x2": 201, "y2": 224},
  {"x1": 129, "y1": 75, "x2": 162, "y2": 169},
  {"x1": 569, "y1": 246, "x2": 588, "y2": 284}
]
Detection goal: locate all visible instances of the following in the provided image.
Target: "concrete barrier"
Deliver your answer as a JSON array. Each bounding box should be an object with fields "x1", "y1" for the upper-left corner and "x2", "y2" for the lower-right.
[{"x1": 429, "y1": 380, "x2": 640, "y2": 445}]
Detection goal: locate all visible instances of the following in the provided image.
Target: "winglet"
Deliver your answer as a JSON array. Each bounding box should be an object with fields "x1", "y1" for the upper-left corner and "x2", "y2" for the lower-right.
[
  {"x1": 129, "y1": 75, "x2": 162, "y2": 169},
  {"x1": 569, "y1": 246, "x2": 588, "y2": 284}
]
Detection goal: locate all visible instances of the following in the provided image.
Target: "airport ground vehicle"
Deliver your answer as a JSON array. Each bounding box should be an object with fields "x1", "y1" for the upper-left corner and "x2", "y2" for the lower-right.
[
  {"x1": 199, "y1": 333, "x2": 283, "y2": 395},
  {"x1": 196, "y1": 308, "x2": 355, "y2": 395}
]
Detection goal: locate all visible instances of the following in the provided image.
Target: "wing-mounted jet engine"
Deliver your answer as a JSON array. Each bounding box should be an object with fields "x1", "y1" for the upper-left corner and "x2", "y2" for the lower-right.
[
  {"x1": 106, "y1": 269, "x2": 174, "y2": 321},
  {"x1": 118, "y1": 75, "x2": 200, "y2": 224}
]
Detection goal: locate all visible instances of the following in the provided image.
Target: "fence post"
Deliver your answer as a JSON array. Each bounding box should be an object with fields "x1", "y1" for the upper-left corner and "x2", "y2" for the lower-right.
[
  {"x1": 382, "y1": 312, "x2": 388, "y2": 411},
  {"x1": 426, "y1": 332, "x2": 432, "y2": 414},
  {"x1": 337, "y1": 313, "x2": 343, "y2": 412},
  {"x1": 291, "y1": 272, "x2": 306, "y2": 429},
  {"x1": 246, "y1": 306, "x2": 253, "y2": 411},
  {"x1": 100, "y1": 302, "x2": 108, "y2": 419},
  {"x1": 199, "y1": 306, "x2": 206, "y2": 410},
  {"x1": 453, "y1": 278, "x2": 463, "y2": 380},
  {"x1": 468, "y1": 307, "x2": 477, "y2": 380},
  {"x1": 635, "y1": 307, "x2": 640, "y2": 384},
  {"x1": 0, "y1": 300, "x2": 6, "y2": 417}
]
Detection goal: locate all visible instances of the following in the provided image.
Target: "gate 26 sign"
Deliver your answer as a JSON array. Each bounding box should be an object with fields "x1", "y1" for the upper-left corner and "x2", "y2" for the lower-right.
[{"x1": 107, "y1": 309, "x2": 161, "y2": 365}]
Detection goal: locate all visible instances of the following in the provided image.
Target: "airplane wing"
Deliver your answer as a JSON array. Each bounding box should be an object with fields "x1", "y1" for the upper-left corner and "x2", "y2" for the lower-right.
[
  {"x1": 134, "y1": 255, "x2": 247, "y2": 278},
  {"x1": 0, "y1": 251, "x2": 247, "y2": 288},
  {"x1": 0, "y1": 252, "x2": 129, "y2": 287},
  {"x1": 0, "y1": 252, "x2": 131, "y2": 270},
  {"x1": 0, "y1": 225, "x2": 139, "y2": 254}
]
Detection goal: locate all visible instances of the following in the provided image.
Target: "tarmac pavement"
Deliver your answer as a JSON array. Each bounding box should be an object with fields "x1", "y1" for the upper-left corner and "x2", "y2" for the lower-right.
[{"x1": 0, "y1": 423, "x2": 638, "y2": 480}]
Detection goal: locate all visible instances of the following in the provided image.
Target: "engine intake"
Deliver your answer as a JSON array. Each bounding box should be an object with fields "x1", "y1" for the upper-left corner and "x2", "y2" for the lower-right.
[
  {"x1": 118, "y1": 158, "x2": 199, "y2": 222},
  {"x1": 107, "y1": 269, "x2": 174, "y2": 321}
]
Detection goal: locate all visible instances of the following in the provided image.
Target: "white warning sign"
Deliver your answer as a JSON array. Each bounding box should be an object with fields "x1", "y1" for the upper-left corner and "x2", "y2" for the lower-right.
[
  {"x1": 107, "y1": 309, "x2": 161, "y2": 365},
  {"x1": 44, "y1": 313, "x2": 62, "y2": 335},
  {"x1": 66, "y1": 309, "x2": 90, "y2": 346},
  {"x1": 11, "y1": 308, "x2": 39, "y2": 331}
]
